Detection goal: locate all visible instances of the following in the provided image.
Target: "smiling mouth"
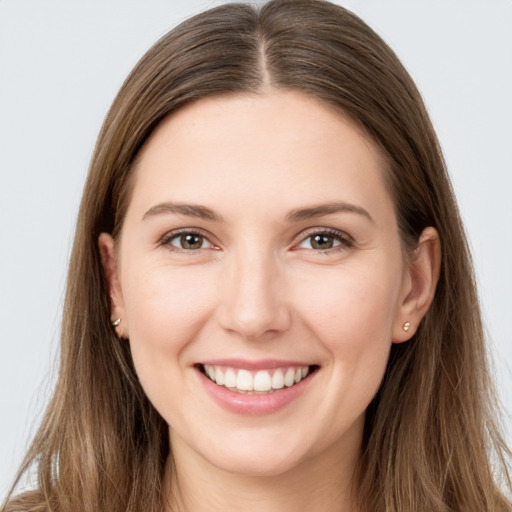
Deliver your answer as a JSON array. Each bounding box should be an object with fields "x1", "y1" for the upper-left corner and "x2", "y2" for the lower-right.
[{"x1": 198, "y1": 364, "x2": 319, "y2": 394}]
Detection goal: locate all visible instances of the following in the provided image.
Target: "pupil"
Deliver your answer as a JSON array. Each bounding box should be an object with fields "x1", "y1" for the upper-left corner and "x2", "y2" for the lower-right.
[
  {"x1": 312, "y1": 234, "x2": 333, "y2": 249},
  {"x1": 182, "y1": 234, "x2": 202, "y2": 249}
]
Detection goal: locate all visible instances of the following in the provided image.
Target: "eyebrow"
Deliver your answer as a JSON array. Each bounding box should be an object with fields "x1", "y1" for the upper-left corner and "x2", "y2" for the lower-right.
[
  {"x1": 285, "y1": 202, "x2": 374, "y2": 224},
  {"x1": 142, "y1": 202, "x2": 224, "y2": 222},
  {"x1": 142, "y1": 200, "x2": 373, "y2": 224}
]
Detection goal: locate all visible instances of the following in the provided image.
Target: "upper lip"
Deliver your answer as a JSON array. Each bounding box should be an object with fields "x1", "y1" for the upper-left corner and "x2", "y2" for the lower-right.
[{"x1": 198, "y1": 358, "x2": 315, "y2": 371}]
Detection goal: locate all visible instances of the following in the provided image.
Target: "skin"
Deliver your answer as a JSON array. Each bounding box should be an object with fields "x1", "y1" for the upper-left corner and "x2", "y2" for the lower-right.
[{"x1": 99, "y1": 90, "x2": 440, "y2": 512}]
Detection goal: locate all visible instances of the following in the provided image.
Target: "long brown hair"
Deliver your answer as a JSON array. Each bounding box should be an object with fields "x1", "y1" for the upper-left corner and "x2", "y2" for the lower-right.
[{"x1": 3, "y1": 1, "x2": 511, "y2": 511}]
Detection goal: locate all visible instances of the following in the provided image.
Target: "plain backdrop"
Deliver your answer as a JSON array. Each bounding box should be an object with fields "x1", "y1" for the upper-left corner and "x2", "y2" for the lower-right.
[{"x1": 1, "y1": 0, "x2": 511, "y2": 496}]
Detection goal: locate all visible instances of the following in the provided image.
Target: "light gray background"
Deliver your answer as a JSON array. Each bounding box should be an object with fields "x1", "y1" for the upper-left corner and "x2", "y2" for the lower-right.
[{"x1": 1, "y1": 0, "x2": 511, "y2": 496}]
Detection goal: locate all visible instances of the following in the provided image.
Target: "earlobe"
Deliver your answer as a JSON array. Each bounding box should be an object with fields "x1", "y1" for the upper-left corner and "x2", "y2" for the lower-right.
[
  {"x1": 98, "y1": 233, "x2": 126, "y2": 338},
  {"x1": 393, "y1": 227, "x2": 441, "y2": 343}
]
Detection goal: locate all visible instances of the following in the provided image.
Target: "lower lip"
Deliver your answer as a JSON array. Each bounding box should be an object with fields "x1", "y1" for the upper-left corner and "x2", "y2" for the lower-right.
[{"x1": 196, "y1": 367, "x2": 316, "y2": 416}]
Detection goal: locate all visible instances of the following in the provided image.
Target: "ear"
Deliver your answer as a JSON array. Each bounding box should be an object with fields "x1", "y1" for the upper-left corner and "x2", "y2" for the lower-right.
[
  {"x1": 393, "y1": 227, "x2": 441, "y2": 343},
  {"x1": 98, "y1": 233, "x2": 127, "y2": 338}
]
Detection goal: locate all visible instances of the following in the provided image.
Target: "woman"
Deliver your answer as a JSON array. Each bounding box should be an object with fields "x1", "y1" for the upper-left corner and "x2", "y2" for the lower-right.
[{"x1": 3, "y1": 0, "x2": 511, "y2": 511}]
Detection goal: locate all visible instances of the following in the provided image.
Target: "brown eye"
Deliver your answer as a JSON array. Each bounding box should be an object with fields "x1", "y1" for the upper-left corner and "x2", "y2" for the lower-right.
[
  {"x1": 310, "y1": 234, "x2": 335, "y2": 250},
  {"x1": 168, "y1": 232, "x2": 211, "y2": 250},
  {"x1": 181, "y1": 234, "x2": 203, "y2": 249},
  {"x1": 296, "y1": 229, "x2": 352, "y2": 252}
]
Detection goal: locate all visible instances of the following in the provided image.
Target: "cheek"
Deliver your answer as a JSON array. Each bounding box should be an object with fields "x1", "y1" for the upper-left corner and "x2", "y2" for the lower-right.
[
  {"x1": 297, "y1": 265, "x2": 401, "y2": 346},
  {"x1": 294, "y1": 263, "x2": 402, "y2": 407},
  {"x1": 120, "y1": 263, "x2": 218, "y2": 398},
  {"x1": 124, "y1": 263, "x2": 216, "y2": 343}
]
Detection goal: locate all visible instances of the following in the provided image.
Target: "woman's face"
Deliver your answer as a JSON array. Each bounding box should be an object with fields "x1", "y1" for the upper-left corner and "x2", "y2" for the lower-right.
[{"x1": 101, "y1": 90, "x2": 423, "y2": 477}]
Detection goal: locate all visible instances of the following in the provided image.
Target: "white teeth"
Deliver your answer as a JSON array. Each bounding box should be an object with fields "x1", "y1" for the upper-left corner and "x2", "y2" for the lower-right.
[
  {"x1": 224, "y1": 368, "x2": 237, "y2": 388},
  {"x1": 254, "y1": 370, "x2": 272, "y2": 391},
  {"x1": 271, "y1": 369, "x2": 285, "y2": 389},
  {"x1": 237, "y1": 369, "x2": 253, "y2": 391},
  {"x1": 203, "y1": 364, "x2": 312, "y2": 393},
  {"x1": 284, "y1": 368, "x2": 295, "y2": 387},
  {"x1": 215, "y1": 366, "x2": 225, "y2": 386}
]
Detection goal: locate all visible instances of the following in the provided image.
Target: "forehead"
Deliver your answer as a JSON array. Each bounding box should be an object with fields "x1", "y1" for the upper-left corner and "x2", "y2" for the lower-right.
[{"x1": 127, "y1": 90, "x2": 393, "y2": 221}]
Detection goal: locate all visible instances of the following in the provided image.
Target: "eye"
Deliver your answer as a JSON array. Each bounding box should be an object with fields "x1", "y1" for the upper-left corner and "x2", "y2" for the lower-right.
[
  {"x1": 296, "y1": 229, "x2": 353, "y2": 252},
  {"x1": 161, "y1": 231, "x2": 215, "y2": 251}
]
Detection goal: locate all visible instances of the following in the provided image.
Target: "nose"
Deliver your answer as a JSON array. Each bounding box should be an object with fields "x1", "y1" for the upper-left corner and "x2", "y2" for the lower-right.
[{"x1": 216, "y1": 248, "x2": 292, "y2": 340}]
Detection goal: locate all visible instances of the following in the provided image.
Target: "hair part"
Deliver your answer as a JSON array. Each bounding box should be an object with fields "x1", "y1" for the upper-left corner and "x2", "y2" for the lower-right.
[{"x1": 4, "y1": 1, "x2": 511, "y2": 511}]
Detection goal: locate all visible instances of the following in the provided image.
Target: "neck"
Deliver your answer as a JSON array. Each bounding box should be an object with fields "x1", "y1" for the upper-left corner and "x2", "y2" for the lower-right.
[{"x1": 163, "y1": 430, "x2": 361, "y2": 512}]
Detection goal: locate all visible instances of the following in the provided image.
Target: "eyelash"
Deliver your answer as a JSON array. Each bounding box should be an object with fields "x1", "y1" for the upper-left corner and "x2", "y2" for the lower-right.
[
  {"x1": 294, "y1": 227, "x2": 354, "y2": 254},
  {"x1": 159, "y1": 229, "x2": 215, "y2": 252},
  {"x1": 158, "y1": 227, "x2": 354, "y2": 254}
]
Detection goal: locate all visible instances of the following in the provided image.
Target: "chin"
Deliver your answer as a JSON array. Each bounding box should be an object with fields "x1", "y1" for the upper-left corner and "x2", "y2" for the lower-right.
[
  {"x1": 192, "y1": 430, "x2": 316, "y2": 478},
  {"x1": 210, "y1": 450, "x2": 307, "y2": 478}
]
